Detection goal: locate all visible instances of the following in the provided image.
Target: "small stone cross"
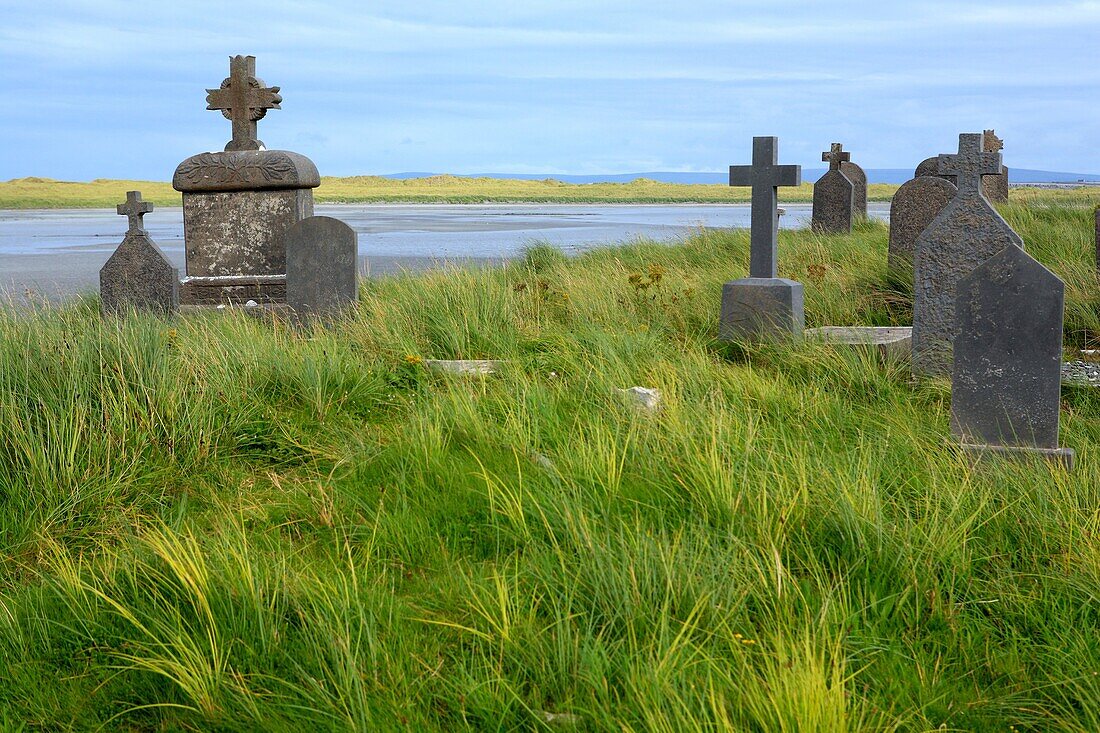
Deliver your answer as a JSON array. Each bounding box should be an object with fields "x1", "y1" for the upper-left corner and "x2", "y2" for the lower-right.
[
  {"x1": 821, "y1": 143, "x2": 850, "y2": 171},
  {"x1": 729, "y1": 136, "x2": 802, "y2": 278},
  {"x1": 939, "y1": 132, "x2": 1002, "y2": 197},
  {"x1": 116, "y1": 190, "x2": 153, "y2": 234},
  {"x1": 205, "y1": 55, "x2": 282, "y2": 152}
]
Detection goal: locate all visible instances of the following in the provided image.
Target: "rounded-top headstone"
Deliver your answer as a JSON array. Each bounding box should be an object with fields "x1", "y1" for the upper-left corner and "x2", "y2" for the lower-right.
[
  {"x1": 840, "y1": 161, "x2": 868, "y2": 219},
  {"x1": 888, "y1": 175, "x2": 958, "y2": 275},
  {"x1": 285, "y1": 216, "x2": 359, "y2": 319},
  {"x1": 915, "y1": 156, "x2": 958, "y2": 186}
]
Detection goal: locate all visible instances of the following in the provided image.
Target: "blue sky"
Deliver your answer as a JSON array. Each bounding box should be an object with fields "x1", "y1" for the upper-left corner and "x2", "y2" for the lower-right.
[{"x1": 2, "y1": 0, "x2": 1098, "y2": 180}]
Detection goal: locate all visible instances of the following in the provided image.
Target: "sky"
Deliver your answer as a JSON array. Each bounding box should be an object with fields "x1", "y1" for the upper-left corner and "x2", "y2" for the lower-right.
[{"x1": 1, "y1": 0, "x2": 1098, "y2": 180}]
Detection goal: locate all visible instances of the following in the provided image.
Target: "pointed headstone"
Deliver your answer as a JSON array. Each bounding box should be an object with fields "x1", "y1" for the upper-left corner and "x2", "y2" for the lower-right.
[
  {"x1": 887, "y1": 176, "x2": 958, "y2": 276},
  {"x1": 720, "y1": 136, "x2": 803, "y2": 340},
  {"x1": 840, "y1": 160, "x2": 868, "y2": 219},
  {"x1": 285, "y1": 216, "x2": 358, "y2": 319},
  {"x1": 100, "y1": 192, "x2": 179, "y2": 315},
  {"x1": 951, "y1": 245, "x2": 1072, "y2": 466},
  {"x1": 912, "y1": 132, "x2": 1021, "y2": 376},
  {"x1": 812, "y1": 143, "x2": 854, "y2": 234}
]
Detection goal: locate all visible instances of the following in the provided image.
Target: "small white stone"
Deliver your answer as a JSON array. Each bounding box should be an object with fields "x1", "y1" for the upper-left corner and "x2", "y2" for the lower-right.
[
  {"x1": 530, "y1": 452, "x2": 556, "y2": 471},
  {"x1": 424, "y1": 359, "x2": 503, "y2": 375},
  {"x1": 616, "y1": 386, "x2": 662, "y2": 412},
  {"x1": 244, "y1": 299, "x2": 260, "y2": 308}
]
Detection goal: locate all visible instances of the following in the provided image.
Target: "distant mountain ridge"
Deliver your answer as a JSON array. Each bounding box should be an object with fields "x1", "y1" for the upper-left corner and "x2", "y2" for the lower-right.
[{"x1": 383, "y1": 169, "x2": 1100, "y2": 185}]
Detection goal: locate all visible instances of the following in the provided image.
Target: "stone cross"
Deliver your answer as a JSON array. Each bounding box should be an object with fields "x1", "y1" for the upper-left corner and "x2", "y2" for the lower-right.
[
  {"x1": 822, "y1": 143, "x2": 850, "y2": 171},
  {"x1": 116, "y1": 190, "x2": 153, "y2": 234},
  {"x1": 206, "y1": 55, "x2": 282, "y2": 152},
  {"x1": 938, "y1": 132, "x2": 1002, "y2": 197},
  {"x1": 729, "y1": 136, "x2": 801, "y2": 278}
]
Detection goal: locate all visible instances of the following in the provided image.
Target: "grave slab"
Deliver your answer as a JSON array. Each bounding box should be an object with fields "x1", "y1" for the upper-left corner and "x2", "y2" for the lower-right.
[{"x1": 805, "y1": 326, "x2": 912, "y2": 361}]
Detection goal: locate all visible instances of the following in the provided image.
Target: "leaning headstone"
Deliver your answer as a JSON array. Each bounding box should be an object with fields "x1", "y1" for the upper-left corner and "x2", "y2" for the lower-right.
[
  {"x1": 811, "y1": 143, "x2": 854, "y2": 234},
  {"x1": 720, "y1": 136, "x2": 803, "y2": 340},
  {"x1": 887, "y1": 176, "x2": 958, "y2": 275},
  {"x1": 981, "y1": 130, "x2": 1009, "y2": 203},
  {"x1": 912, "y1": 132, "x2": 1022, "y2": 376},
  {"x1": 285, "y1": 216, "x2": 358, "y2": 319},
  {"x1": 840, "y1": 160, "x2": 868, "y2": 219},
  {"x1": 172, "y1": 55, "x2": 320, "y2": 307},
  {"x1": 100, "y1": 191, "x2": 179, "y2": 315},
  {"x1": 951, "y1": 244, "x2": 1072, "y2": 467}
]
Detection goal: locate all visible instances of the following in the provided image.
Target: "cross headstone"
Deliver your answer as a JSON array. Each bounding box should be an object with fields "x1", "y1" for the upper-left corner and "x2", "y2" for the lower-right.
[
  {"x1": 951, "y1": 244, "x2": 1072, "y2": 467},
  {"x1": 887, "y1": 175, "x2": 957, "y2": 277},
  {"x1": 912, "y1": 132, "x2": 1021, "y2": 376},
  {"x1": 729, "y1": 136, "x2": 802, "y2": 278},
  {"x1": 117, "y1": 190, "x2": 153, "y2": 234},
  {"x1": 811, "y1": 143, "x2": 854, "y2": 234},
  {"x1": 285, "y1": 216, "x2": 359, "y2": 320},
  {"x1": 100, "y1": 191, "x2": 179, "y2": 315},
  {"x1": 205, "y1": 55, "x2": 282, "y2": 152},
  {"x1": 720, "y1": 136, "x2": 804, "y2": 341}
]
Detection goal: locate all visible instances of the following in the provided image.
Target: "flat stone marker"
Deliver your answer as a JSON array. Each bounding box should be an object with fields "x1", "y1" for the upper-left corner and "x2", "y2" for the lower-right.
[
  {"x1": 806, "y1": 326, "x2": 912, "y2": 361},
  {"x1": 951, "y1": 244, "x2": 1072, "y2": 467},
  {"x1": 720, "y1": 136, "x2": 803, "y2": 341},
  {"x1": 100, "y1": 191, "x2": 179, "y2": 315},
  {"x1": 887, "y1": 176, "x2": 958, "y2": 276},
  {"x1": 285, "y1": 216, "x2": 358, "y2": 319},
  {"x1": 913, "y1": 132, "x2": 1021, "y2": 376},
  {"x1": 840, "y1": 160, "x2": 868, "y2": 219},
  {"x1": 812, "y1": 143, "x2": 854, "y2": 234},
  {"x1": 425, "y1": 360, "x2": 503, "y2": 375}
]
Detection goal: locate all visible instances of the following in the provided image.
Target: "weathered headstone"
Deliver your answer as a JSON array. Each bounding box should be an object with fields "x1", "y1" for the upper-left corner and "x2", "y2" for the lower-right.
[
  {"x1": 100, "y1": 191, "x2": 179, "y2": 315},
  {"x1": 285, "y1": 216, "x2": 358, "y2": 319},
  {"x1": 173, "y1": 55, "x2": 320, "y2": 306},
  {"x1": 719, "y1": 136, "x2": 803, "y2": 340},
  {"x1": 952, "y1": 244, "x2": 1072, "y2": 467},
  {"x1": 840, "y1": 160, "x2": 868, "y2": 219},
  {"x1": 914, "y1": 156, "x2": 956, "y2": 185},
  {"x1": 981, "y1": 130, "x2": 1009, "y2": 203},
  {"x1": 811, "y1": 143, "x2": 854, "y2": 234},
  {"x1": 912, "y1": 132, "x2": 1021, "y2": 376},
  {"x1": 887, "y1": 176, "x2": 958, "y2": 275}
]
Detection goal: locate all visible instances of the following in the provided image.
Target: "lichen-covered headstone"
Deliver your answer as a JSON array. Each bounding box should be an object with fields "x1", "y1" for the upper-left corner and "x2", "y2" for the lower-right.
[
  {"x1": 811, "y1": 143, "x2": 854, "y2": 234},
  {"x1": 913, "y1": 132, "x2": 1021, "y2": 376},
  {"x1": 951, "y1": 244, "x2": 1072, "y2": 466},
  {"x1": 981, "y1": 130, "x2": 1009, "y2": 203},
  {"x1": 840, "y1": 160, "x2": 868, "y2": 219},
  {"x1": 285, "y1": 216, "x2": 358, "y2": 319},
  {"x1": 720, "y1": 136, "x2": 803, "y2": 341},
  {"x1": 887, "y1": 176, "x2": 957, "y2": 276},
  {"x1": 100, "y1": 191, "x2": 179, "y2": 315}
]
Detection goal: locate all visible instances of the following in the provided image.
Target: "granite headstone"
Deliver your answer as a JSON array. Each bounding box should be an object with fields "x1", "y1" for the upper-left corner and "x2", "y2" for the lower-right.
[
  {"x1": 100, "y1": 191, "x2": 179, "y2": 315},
  {"x1": 285, "y1": 216, "x2": 359, "y2": 319},
  {"x1": 887, "y1": 176, "x2": 958, "y2": 276},
  {"x1": 913, "y1": 132, "x2": 1021, "y2": 376},
  {"x1": 811, "y1": 143, "x2": 854, "y2": 234},
  {"x1": 720, "y1": 136, "x2": 803, "y2": 340},
  {"x1": 840, "y1": 160, "x2": 868, "y2": 219},
  {"x1": 951, "y1": 244, "x2": 1071, "y2": 466}
]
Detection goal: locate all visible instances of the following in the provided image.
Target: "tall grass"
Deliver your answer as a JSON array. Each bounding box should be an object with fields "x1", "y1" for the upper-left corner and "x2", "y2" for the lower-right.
[{"x1": 0, "y1": 199, "x2": 1098, "y2": 729}]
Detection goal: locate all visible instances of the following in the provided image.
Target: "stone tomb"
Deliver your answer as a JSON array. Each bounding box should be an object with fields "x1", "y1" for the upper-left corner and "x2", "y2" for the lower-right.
[
  {"x1": 913, "y1": 132, "x2": 1020, "y2": 377},
  {"x1": 840, "y1": 161, "x2": 868, "y2": 219},
  {"x1": 887, "y1": 176, "x2": 958, "y2": 276},
  {"x1": 173, "y1": 55, "x2": 320, "y2": 307},
  {"x1": 285, "y1": 216, "x2": 359, "y2": 319},
  {"x1": 100, "y1": 191, "x2": 179, "y2": 315},
  {"x1": 951, "y1": 245, "x2": 1072, "y2": 467},
  {"x1": 812, "y1": 143, "x2": 854, "y2": 234},
  {"x1": 720, "y1": 136, "x2": 803, "y2": 341}
]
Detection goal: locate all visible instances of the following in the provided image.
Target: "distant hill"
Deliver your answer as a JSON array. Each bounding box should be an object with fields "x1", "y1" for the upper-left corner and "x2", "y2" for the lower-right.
[{"x1": 384, "y1": 169, "x2": 1100, "y2": 185}]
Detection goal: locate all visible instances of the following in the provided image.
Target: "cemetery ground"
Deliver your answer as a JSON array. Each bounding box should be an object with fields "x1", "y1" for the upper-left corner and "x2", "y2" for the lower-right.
[{"x1": 0, "y1": 196, "x2": 1099, "y2": 730}]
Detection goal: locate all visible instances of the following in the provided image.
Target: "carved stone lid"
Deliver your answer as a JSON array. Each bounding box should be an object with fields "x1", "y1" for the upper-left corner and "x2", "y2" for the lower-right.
[{"x1": 173, "y1": 149, "x2": 320, "y2": 193}]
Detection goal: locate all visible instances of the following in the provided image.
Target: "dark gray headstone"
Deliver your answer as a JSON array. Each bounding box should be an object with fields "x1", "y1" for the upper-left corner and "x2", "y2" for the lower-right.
[
  {"x1": 100, "y1": 191, "x2": 178, "y2": 315},
  {"x1": 915, "y1": 156, "x2": 957, "y2": 186},
  {"x1": 840, "y1": 161, "x2": 868, "y2": 219},
  {"x1": 916, "y1": 151, "x2": 1006, "y2": 202},
  {"x1": 285, "y1": 216, "x2": 358, "y2": 319},
  {"x1": 812, "y1": 144, "x2": 854, "y2": 234},
  {"x1": 951, "y1": 244, "x2": 1071, "y2": 465},
  {"x1": 722, "y1": 137, "x2": 803, "y2": 340},
  {"x1": 887, "y1": 176, "x2": 957, "y2": 275},
  {"x1": 913, "y1": 133, "x2": 1021, "y2": 376},
  {"x1": 981, "y1": 130, "x2": 1009, "y2": 203}
]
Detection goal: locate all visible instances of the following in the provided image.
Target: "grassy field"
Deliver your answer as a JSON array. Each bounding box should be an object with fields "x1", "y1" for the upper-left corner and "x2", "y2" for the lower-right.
[{"x1": 1, "y1": 195, "x2": 1099, "y2": 730}]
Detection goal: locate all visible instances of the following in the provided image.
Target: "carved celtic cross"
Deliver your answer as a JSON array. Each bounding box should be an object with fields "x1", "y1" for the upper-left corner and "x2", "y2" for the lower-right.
[
  {"x1": 821, "y1": 143, "x2": 850, "y2": 171},
  {"x1": 117, "y1": 190, "x2": 153, "y2": 234},
  {"x1": 205, "y1": 55, "x2": 282, "y2": 151}
]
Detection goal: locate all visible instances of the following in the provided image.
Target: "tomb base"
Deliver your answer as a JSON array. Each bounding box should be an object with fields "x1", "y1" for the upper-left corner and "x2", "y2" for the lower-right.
[
  {"x1": 719, "y1": 277, "x2": 804, "y2": 341},
  {"x1": 180, "y1": 275, "x2": 286, "y2": 307},
  {"x1": 959, "y1": 443, "x2": 1075, "y2": 470}
]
